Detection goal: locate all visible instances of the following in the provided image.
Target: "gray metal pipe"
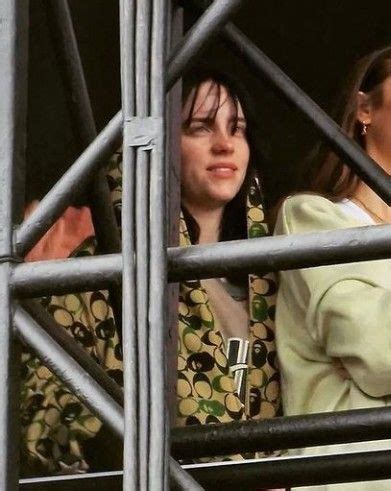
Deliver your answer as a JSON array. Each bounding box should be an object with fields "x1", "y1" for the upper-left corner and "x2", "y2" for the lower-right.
[
  {"x1": 19, "y1": 465, "x2": 203, "y2": 491},
  {"x1": 168, "y1": 222, "x2": 391, "y2": 282},
  {"x1": 10, "y1": 253, "x2": 122, "y2": 297},
  {"x1": 15, "y1": 111, "x2": 123, "y2": 258},
  {"x1": 149, "y1": 1, "x2": 169, "y2": 490},
  {"x1": 120, "y1": 0, "x2": 140, "y2": 488},
  {"x1": 46, "y1": 0, "x2": 121, "y2": 255},
  {"x1": 15, "y1": 306, "x2": 198, "y2": 490},
  {"x1": 167, "y1": 0, "x2": 245, "y2": 90},
  {"x1": 16, "y1": 0, "x2": 391, "y2": 264},
  {"x1": 14, "y1": 306, "x2": 124, "y2": 438},
  {"x1": 182, "y1": 0, "x2": 391, "y2": 204},
  {"x1": 172, "y1": 406, "x2": 391, "y2": 459},
  {"x1": 10, "y1": 223, "x2": 391, "y2": 295},
  {"x1": 20, "y1": 299, "x2": 124, "y2": 406},
  {"x1": 0, "y1": 1, "x2": 29, "y2": 488},
  {"x1": 133, "y1": 2, "x2": 153, "y2": 487},
  {"x1": 184, "y1": 449, "x2": 391, "y2": 490},
  {"x1": 16, "y1": 0, "x2": 244, "y2": 259}
]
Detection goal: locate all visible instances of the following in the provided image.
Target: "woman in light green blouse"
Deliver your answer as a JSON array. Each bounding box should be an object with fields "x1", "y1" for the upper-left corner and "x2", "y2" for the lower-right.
[{"x1": 275, "y1": 47, "x2": 391, "y2": 490}]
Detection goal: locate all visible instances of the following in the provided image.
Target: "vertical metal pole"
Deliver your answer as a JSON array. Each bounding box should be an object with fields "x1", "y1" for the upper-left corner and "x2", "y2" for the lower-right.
[
  {"x1": 149, "y1": 0, "x2": 168, "y2": 487},
  {"x1": 166, "y1": 0, "x2": 183, "y2": 428},
  {"x1": 121, "y1": 0, "x2": 168, "y2": 488},
  {"x1": 119, "y1": 1, "x2": 138, "y2": 490},
  {"x1": 134, "y1": 2, "x2": 152, "y2": 488},
  {"x1": 0, "y1": 0, "x2": 28, "y2": 488}
]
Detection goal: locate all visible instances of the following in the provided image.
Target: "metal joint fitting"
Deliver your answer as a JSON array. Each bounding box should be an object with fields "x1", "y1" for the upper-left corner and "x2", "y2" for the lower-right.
[
  {"x1": 0, "y1": 255, "x2": 23, "y2": 265},
  {"x1": 124, "y1": 117, "x2": 163, "y2": 150}
]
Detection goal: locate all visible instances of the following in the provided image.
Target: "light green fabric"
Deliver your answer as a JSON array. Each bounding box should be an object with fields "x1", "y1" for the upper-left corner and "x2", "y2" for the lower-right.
[{"x1": 275, "y1": 194, "x2": 391, "y2": 491}]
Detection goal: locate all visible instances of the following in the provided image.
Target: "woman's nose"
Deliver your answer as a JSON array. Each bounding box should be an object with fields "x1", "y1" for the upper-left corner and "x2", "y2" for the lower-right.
[{"x1": 211, "y1": 131, "x2": 234, "y2": 154}]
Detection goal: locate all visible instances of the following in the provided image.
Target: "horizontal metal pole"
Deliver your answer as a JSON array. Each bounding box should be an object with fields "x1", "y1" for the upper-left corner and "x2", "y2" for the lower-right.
[
  {"x1": 20, "y1": 299, "x2": 124, "y2": 406},
  {"x1": 20, "y1": 465, "x2": 203, "y2": 491},
  {"x1": 167, "y1": 0, "x2": 244, "y2": 90},
  {"x1": 184, "y1": 450, "x2": 391, "y2": 489},
  {"x1": 186, "y1": 0, "x2": 391, "y2": 204},
  {"x1": 168, "y1": 222, "x2": 391, "y2": 281},
  {"x1": 15, "y1": 111, "x2": 123, "y2": 258},
  {"x1": 10, "y1": 254, "x2": 122, "y2": 297},
  {"x1": 15, "y1": 305, "x2": 199, "y2": 490},
  {"x1": 20, "y1": 471, "x2": 123, "y2": 490},
  {"x1": 11, "y1": 223, "x2": 391, "y2": 295},
  {"x1": 172, "y1": 406, "x2": 391, "y2": 459}
]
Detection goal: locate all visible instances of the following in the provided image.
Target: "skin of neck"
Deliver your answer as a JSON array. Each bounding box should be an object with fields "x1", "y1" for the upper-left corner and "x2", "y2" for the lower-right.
[
  {"x1": 183, "y1": 200, "x2": 225, "y2": 244},
  {"x1": 352, "y1": 139, "x2": 391, "y2": 222}
]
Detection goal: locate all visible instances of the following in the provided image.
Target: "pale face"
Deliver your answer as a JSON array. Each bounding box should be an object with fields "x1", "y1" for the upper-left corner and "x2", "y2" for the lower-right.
[{"x1": 181, "y1": 80, "x2": 250, "y2": 211}]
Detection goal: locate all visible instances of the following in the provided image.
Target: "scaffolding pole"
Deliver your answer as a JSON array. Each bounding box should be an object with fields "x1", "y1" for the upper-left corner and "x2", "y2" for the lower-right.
[
  {"x1": 10, "y1": 222, "x2": 391, "y2": 298},
  {"x1": 0, "y1": 1, "x2": 28, "y2": 488},
  {"x1": 16, "y1": 0, "x2": 246, "y2": 259}
]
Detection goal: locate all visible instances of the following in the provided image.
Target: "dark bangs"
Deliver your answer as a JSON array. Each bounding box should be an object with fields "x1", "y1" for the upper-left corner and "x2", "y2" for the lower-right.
[{"x1": 182, "y1": 75, "x2": 242, "y2": 133}]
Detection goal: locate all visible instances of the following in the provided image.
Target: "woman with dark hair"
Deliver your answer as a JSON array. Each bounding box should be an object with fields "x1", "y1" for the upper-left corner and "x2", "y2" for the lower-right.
[
  {"x1": 108, "y1": 68, "x2": 280, "y2": 435},
  {"x1": 175, "y1": 69, "x2": 280, "y2": 431},
  {"x1": 274, "y1": 47, "x2": 391, "y2": 490},
  {"x1": 20, "y1": 68, "x2": 279, "y2": 478}
]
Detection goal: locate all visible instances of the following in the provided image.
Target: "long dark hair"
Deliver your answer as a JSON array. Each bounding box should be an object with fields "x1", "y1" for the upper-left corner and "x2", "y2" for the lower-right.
[
  {"x1": 181, "y1": 68, "x2": 267, "y2": 244},
  {"x1": 303, "y1": 47, "x2": 391, "y2": 200}
]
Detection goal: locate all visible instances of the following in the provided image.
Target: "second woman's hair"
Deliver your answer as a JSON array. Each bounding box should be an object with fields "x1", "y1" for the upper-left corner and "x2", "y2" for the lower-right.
[{"x1": 305, "y1": 47, "x2": 391, "y2": 200}]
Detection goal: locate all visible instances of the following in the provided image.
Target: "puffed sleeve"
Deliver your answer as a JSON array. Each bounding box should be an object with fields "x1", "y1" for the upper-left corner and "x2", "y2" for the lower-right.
[{"x1": 275, "y1": 194, "x2": 391, "y2": 398}]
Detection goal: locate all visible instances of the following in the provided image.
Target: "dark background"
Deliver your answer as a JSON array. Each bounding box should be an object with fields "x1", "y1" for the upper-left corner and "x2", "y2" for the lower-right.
[{"x1": 27, "y1": 1, "x2": 391, "y2": 205}]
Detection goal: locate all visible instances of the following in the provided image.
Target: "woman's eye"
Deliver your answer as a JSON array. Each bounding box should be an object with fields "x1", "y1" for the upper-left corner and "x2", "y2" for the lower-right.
[
  {"x1": 189, "y1": 124, "x2": 210, "y2": 134},
  {"x1": 232, "y1": 124, "x2": 247, "y2": 135}
]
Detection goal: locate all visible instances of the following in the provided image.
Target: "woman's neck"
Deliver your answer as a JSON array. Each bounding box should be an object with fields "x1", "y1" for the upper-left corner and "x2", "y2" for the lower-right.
[
  {"x1": 184, "y1": 203, "x2": 224, "y2": 244},
  {"x1": 366, "y1": 141, "x2": 391, "y2": 175},
  {"x1": 352, "y1": 144, "x2": 391, "y2": 223},
  {"x1": 352, "y1": 183, "x2": 391, "y2": 223}
]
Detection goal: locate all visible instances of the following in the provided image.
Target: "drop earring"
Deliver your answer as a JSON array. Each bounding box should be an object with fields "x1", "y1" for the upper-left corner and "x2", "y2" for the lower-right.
[{"x1": 361, "y1": 121, "x2": 368, "y2": 135}]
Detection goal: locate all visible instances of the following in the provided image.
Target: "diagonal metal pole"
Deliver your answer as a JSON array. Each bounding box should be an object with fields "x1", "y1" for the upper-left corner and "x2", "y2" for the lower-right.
[
  {"x1": 15, "y1": 0, "x2": 391, "y2": 262},
  {"x1": 45, "y1": 0, "x2": 123, "y2": 329},
  {"x1": 14, "y1": 306, "x2": 124, "y2": 436},
  {"x1": 15, "y1": 0, "x2": 246, "y2": 259},
  {"x1": 14, "y1": 305, "x2": 202, "y2": 490},
  {"x1": 187, "y1": 0, "x2": 391, "y2": 203},
  {"x1": 0, "y1": 1, "x2": 29, "y2": 488},
  {"x1": 166, "y1": 0, "x2": 245, "y2": 89},
  {"x1": 45, "y1": 0, "x2": 121, "y2": 255},
  {"x1": 20, "y1": 299, "x2": 124, "y2": 406},
  {"x1": 15, "y1": 111, "x2": 123, "y2": 258},
  {"x1": 14, "y1": 301, "x2": 391, "y2": 489}
]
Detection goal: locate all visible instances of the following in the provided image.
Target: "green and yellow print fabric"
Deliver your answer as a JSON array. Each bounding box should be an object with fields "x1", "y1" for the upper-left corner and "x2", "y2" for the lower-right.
[
  {"x1": 20, "y1": 238, "x2": 122, "y2": 476},
  {"x1": 105, "y1": 152, "x2": 281, "y2": 425},
  {"x1": 177, "y1": 178, "x2": 280, "y2": 427}
]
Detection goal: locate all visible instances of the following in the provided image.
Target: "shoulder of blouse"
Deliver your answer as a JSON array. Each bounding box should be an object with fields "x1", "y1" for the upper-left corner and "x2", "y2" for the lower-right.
[{"x1": 274, "y1": 193, "x2": 363, "y2": 236}]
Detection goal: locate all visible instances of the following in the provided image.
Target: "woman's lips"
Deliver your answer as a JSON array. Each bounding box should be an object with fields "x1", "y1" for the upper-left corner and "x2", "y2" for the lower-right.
[{"x1": 207, "y1": 163, "x2": 237, "y2": 177}]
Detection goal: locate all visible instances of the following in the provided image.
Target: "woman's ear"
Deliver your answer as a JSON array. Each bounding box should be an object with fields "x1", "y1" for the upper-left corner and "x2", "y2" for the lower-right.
[{"x1": 357, "y1": 91, "x2": 372, "y2": 125}]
